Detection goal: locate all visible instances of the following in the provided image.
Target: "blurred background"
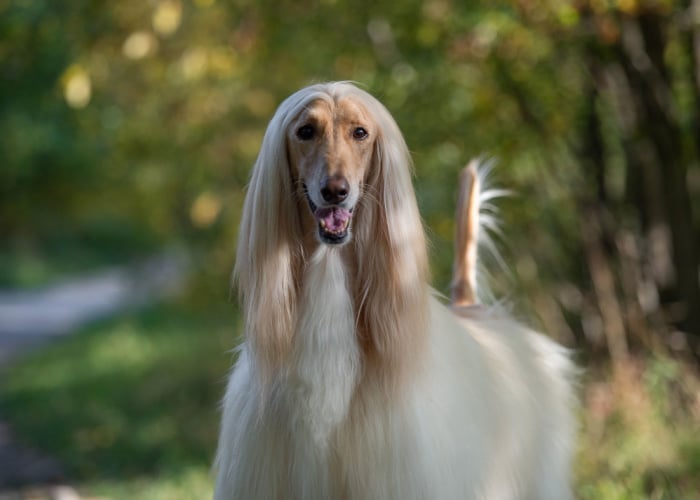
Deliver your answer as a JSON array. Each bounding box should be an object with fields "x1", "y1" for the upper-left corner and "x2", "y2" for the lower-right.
[{"x1": 1, "y1": 0, "x2": 699, "y2": 498}]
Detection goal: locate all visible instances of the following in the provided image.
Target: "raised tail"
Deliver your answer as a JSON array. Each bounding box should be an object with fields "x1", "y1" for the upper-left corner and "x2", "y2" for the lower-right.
[{"x1": 450, "y1": 159, "x2": 509, "y2": 307}]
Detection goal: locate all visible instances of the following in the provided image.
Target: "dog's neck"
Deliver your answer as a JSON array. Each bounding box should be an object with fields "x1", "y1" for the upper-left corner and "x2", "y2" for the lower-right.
[
  {"x1": 295, "y1": 194, "x2": 431, "y2": 387},
  {"x1": 287, "y1": 246, "x2": 360, "y2": 445}
]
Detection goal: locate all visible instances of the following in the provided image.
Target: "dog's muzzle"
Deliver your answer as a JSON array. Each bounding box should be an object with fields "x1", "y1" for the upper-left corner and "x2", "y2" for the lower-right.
[{"x1": 303, "y1": 184, "x2": 354, "y2": 244}]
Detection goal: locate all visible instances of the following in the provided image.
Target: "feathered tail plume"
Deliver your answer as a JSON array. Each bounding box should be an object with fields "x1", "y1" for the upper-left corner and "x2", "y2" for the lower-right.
[{"x1": 450, "y1": 159, "x2": 509, "y2": 306}]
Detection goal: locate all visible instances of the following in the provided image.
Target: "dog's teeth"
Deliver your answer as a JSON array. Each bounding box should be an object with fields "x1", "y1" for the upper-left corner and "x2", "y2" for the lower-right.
[{"x1": 320, "y1": 219, "x2": 326, "y2": 228}]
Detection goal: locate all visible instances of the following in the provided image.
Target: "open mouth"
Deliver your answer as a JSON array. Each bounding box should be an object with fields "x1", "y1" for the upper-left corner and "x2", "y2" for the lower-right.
[{"x1": 303, "y1": 184, "x2": 353, "y2": 244}]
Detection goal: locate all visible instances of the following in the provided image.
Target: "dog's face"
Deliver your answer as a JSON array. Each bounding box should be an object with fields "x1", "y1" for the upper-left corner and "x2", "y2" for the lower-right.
[{"x1": 287, "y1": 96, "x2": 376, "y2": 245}]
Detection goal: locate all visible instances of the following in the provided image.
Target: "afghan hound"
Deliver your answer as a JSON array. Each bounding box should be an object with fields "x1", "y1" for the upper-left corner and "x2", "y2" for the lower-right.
[{"x1": 214, "y1": 82, "x2": 576, "y2": 500}]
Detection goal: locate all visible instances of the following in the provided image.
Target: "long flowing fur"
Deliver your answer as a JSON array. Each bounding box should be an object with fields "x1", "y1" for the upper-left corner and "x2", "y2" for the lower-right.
[{"x1": 216, "y1": 82, "x2": 576, "y2": 500}]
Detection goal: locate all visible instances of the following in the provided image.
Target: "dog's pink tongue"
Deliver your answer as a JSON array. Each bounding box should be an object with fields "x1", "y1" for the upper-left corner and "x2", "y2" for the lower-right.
[{"x1": 315, "y1": 207, "x2": 352, "y2": 231}]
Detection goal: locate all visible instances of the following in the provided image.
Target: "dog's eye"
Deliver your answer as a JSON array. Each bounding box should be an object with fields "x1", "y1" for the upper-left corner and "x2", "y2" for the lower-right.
[
  {"x1": 296, "y1": 125, "x2": 315, "y2": 141},
  {"x1": 352, "y1": 127, "x2": 369, "y2": 140}
]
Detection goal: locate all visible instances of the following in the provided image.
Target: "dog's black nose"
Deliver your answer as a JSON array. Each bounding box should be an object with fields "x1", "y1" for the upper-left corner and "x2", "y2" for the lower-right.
[{"x1": 320, "y1": 175, "x2": 349, "y2": 204}]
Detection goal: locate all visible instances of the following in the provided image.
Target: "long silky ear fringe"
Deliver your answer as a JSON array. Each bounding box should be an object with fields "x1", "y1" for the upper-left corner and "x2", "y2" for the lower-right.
[
  {"x1": 450, "y1": 158, "x2": 510, "y2": 306},
  {"x1": 232, "y1": 86, "x2": 326, "y2": 385},
  {"x1": 345, "y1": 84, "x2": 430, "y2": 391}
]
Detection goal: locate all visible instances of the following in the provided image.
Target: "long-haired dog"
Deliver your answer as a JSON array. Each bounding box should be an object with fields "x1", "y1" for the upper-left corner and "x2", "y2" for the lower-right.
[{"x1": 214, "y1": 82, "x2": 576, "y2": 500}]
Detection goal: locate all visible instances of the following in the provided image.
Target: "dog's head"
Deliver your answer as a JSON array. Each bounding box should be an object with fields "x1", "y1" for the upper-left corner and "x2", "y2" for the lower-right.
[
  {"x1": 287, "y1": 94, "x2": 376, "y2": 245},
  {"x1": 235, "y1": 82, "x2": 429, "y2": 383}
]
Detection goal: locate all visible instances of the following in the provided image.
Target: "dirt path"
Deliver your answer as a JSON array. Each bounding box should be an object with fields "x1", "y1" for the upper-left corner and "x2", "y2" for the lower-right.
[{"x1": 0, "y1": 251, "x2": 188, "y2": 499}]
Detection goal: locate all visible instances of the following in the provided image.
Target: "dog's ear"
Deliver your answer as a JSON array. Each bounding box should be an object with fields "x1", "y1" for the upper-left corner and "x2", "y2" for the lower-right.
[
  {"x1": 233, "y1": 94, "x2": 306, "y2": 384},
  {"x1": 353, "y1": 94, "x2": 430, "y2": 388}
]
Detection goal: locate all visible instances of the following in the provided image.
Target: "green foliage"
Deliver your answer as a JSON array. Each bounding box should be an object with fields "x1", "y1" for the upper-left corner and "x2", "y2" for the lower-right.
[
  {"x1": 4, "y1": 1, "x2": 697, "y2": 317},
  {"x1": 0, "y1": 0, "x2": 589, "y2": 295}
]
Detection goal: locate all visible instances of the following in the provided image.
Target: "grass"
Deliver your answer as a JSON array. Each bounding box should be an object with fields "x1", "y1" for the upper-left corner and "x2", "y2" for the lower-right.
[
  {"x1": 575, "y1": 356, "x2": 700, "y2": 499},
  {"x1": 0, "y1": 298, "x2": 240, "y2": 499},
  {"x1": 2, "y1": 297, "x2": 700, "y2": 499}
]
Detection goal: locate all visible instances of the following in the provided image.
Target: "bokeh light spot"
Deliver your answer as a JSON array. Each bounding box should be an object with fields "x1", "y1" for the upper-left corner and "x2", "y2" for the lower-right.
[{"x1": 61, "y1": 64, "x2": 92, "y2": 109}]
